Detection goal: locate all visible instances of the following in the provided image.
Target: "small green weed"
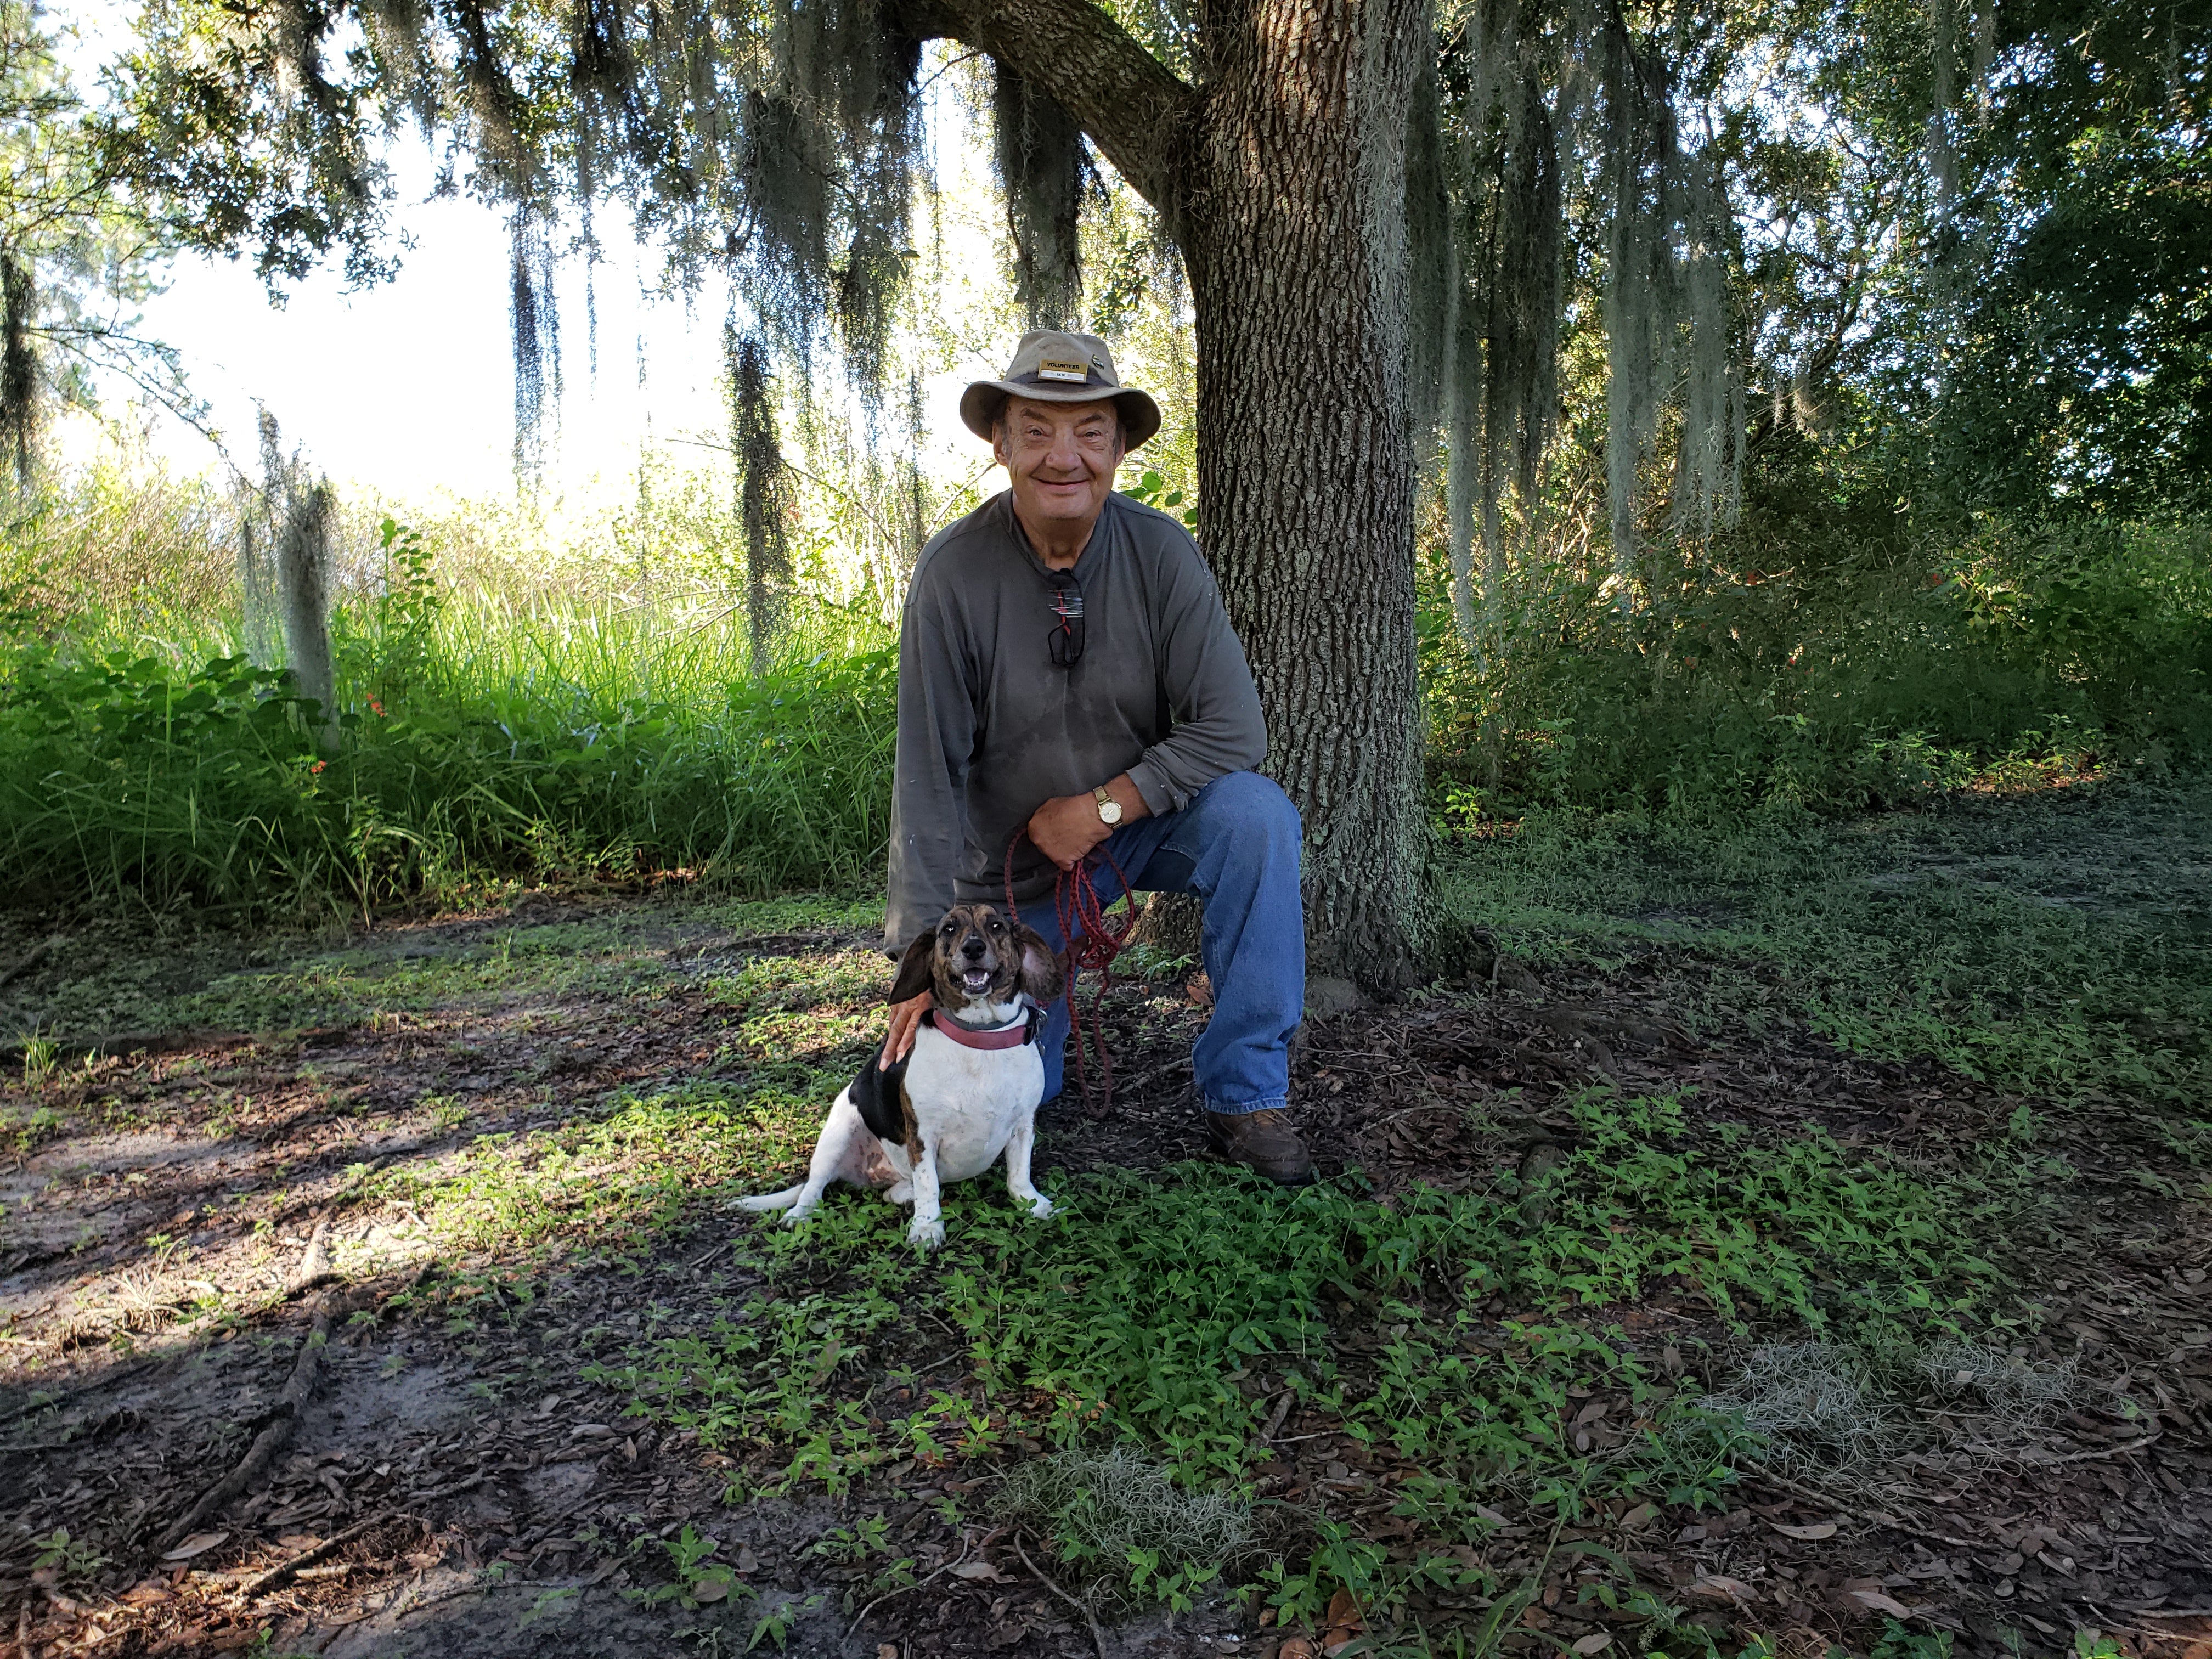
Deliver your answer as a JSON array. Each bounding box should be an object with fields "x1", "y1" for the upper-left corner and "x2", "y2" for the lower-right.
[
  {"x1": 996, "y1": 1447, "x2": 1254, "y2": 1610},
  {"x1": 5, "y1": 1100, "x2": 61, "y2": 1155},
  {"x1": 20, "y1": 1033, "x2": 57, "y2": 1090},
  {"x1": 32, "y1": 1527, "x2": 108, "y2": 1583},
  {"x1": 808, "y1": 1514, "x2": 891, "y2": 1563},
  {"x1": 746, "y1": 1593, "x2": 824, "y2": 1651},
  {"x1": 627, "y1": 1525, "x2": 751, "y2": 1611}
]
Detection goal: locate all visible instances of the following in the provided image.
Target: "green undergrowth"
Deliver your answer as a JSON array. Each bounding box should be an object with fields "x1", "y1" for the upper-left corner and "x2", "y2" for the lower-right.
[
  {"x1": 0, "y1": 576, "x2": 896, "y2": 918},
  {"x1": 551, "y1": 1109, "x2": 2031, "y2": 1645},
  {"x1": 1439, "y1": 780, "x2": 2212, "y2": 1135},
  {"x1": 1423, "y1": 514, "x2": 2212, "y2": 817},
  {"x1": 585, "y1": 1082, "x2": 2013, "y2": 1498}
]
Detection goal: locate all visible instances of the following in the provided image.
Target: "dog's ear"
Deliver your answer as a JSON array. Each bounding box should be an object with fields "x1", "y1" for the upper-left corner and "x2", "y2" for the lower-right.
[
  {"x1": 1012, "y1": 923, "x2": 1064, "y2": 1002},
  {"x1": 888, "y1": 930, "x2": 937, "y2": 1005}
]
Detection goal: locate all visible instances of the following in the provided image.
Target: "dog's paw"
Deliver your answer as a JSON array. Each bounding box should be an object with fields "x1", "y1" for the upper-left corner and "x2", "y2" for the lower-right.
[
  {"x1": 780, "y1": 1206, "x2": 815, "y2": 1229},
  {"x1": 884, "y1": 1180, "x2": 914, "y2": 1205},
  {"x1": 1025, "y1": 1195, "x2": 1055, "y2": 1220},
  {"x1": 907, "y1": 1216, "x2": 945, "y2": 1251}
]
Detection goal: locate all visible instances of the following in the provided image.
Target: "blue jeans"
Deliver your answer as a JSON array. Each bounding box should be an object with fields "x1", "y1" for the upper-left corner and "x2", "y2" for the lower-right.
[{"x1": 1019, "y1": 771, "x2": 1305, "y2": 1116}]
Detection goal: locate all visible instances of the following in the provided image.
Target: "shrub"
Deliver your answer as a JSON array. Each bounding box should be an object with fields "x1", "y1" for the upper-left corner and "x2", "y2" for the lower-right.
[{"x1": 1424, "y1": 514, "x2": 2212, "y2": 819}]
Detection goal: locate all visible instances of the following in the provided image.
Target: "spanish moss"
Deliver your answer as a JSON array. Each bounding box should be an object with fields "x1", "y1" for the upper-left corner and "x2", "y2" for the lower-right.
[
  {"x1": 727, "y1": 323, "x2": 791, "y2": 679},
  {"x1": 511, "y1": 208, "x2": 560, "y2": 480},
  {"x1": 1416, "y1": 0, "x2": 1743, "y2": 633},
  {"x1": 1928, "y1": 0, "x2": 1959, "y2": 221},
  {"x1": 1421, "y1": 0, "x2": 1569, "y2": 643},
  {"x1": 992, "y1": 61, "x2": 1086, "y2": 328},
  {"x1": 0, "y1": 249, "x2": 33, "y2": 487}
]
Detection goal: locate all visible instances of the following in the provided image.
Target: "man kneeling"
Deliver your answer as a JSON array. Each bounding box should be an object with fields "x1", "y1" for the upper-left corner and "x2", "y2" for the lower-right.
[{"x1": 878, "y1": 329, "x2": 1311, "y2": 1184}]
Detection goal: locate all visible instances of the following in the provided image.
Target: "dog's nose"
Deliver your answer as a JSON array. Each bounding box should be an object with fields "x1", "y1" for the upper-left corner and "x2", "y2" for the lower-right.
[{"x1": 960, "y1": 936, "x2": 986, "y2": 961}]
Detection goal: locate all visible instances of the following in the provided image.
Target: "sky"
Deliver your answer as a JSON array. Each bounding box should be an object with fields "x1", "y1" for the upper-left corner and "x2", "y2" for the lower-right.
[
  {"x1": 55, "y1": 6, "x2": 1001, "y2": 511},
  {"x1": 91, "y1": 147, "x2": 737, "y2": 505}
]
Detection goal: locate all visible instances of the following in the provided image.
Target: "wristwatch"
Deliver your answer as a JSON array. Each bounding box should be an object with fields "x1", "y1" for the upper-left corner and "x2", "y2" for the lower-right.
[{"x1": 1093, "y1": 785, "x2": 1124, "y2": 826}]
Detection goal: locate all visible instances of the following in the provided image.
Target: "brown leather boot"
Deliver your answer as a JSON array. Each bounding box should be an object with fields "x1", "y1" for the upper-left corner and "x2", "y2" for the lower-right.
[{"x1": 1205, "y1": 1108, "x2": 1316, "y2": 1185}]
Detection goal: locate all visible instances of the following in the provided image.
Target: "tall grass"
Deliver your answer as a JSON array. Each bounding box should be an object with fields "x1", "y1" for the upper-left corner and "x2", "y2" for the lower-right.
[
  {"x1": 0, "y1": 532, "x2": 896, "y2": 915},
  {"x1": 4, "y1": 447, "x2": 2209, "y2": 918}
]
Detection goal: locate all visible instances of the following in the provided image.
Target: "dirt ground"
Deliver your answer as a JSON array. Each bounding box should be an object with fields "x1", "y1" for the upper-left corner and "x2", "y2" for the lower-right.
[{"x1": 2, "y1": 806, "x2": 2209, "y2": 1659}]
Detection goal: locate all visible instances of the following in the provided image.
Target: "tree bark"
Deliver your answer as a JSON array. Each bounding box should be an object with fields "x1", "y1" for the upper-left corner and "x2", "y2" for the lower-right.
[
  {"x1": 925, "y1": 0, "x2": 1432, "y2": 989},
  {"x1": 1183, "y1": 0, "x2": 1431, "y2": 988}
]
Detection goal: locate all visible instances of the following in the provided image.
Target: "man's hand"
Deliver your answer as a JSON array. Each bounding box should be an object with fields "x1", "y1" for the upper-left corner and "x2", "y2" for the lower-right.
[
  {"x1": 882, "y1": 991, "x2": 933, "y2": 1067},
  {"x1": 1026, "y1": 775, "x2": 1150, "y2": 870}
]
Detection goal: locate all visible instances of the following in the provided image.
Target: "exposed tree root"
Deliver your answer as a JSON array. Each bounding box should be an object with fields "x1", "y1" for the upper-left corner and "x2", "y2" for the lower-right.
[
  {"x1": 246, "y1": 1511, "x2": 417, "y2": 1599},
  {"x1": 1012, "y1": 1530, "x2": 1107, "y2": 1659},
  {"x1": 153, "y1": 1289, "x2": 354, "y2": 1556}
]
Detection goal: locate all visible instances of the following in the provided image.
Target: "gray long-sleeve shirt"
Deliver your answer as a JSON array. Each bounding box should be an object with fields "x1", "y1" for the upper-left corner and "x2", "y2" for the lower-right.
[{"x1": 884, "y1": 489, "x2": 1267, "y2": 951}]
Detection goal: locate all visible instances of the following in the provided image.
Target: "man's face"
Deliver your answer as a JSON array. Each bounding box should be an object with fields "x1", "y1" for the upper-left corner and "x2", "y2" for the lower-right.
[{"x1": 994, "y1": 397, "x2": 1124, "y2": 533}]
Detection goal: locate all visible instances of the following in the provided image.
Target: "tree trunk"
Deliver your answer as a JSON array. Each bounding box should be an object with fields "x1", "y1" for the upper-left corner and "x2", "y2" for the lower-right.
[
  {"x1": 1184, "y1": 0, "x2": 1431, "y2": 988},
  {"x1": 930, "y1": 0, "x2": 1433, "y2": 990}
]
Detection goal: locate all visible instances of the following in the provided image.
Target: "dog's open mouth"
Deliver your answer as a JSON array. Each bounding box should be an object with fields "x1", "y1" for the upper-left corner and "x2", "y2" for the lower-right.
[{"x1": 960, "y1": 967, "x2": 995, "y2": 996}]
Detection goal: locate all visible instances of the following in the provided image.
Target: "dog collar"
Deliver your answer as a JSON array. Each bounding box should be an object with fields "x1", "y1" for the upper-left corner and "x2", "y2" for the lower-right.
[{"x1": 926, "y1": 1004, "x2": 1043, "y2": 1051}]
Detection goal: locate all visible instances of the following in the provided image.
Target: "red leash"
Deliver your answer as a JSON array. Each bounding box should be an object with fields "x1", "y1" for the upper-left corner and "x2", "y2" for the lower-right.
[{"x1": 1004, "y1": 832, "x2": 1142, "y2": 1116}]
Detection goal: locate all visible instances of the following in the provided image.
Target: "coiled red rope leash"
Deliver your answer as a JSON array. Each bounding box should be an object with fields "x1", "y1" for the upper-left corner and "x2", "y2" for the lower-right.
[{"x1": 1004, "y1": 831, "x2": 1143, "y2": 1117}]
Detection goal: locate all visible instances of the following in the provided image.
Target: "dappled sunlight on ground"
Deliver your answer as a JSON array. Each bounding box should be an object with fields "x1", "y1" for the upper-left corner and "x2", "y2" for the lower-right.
[{"x1": 0, "y1": 787, "x2": 2208, "y2": 1657}]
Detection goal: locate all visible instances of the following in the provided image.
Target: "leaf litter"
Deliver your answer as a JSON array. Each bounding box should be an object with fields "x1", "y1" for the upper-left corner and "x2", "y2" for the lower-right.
[{"x1": 0, "y1": 790, "x2": 2208, "y2": 1657}]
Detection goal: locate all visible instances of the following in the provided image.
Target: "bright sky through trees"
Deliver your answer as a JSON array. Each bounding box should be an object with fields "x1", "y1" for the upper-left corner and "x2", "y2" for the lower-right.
[
  {"x1": 112, "y1": 146, "x2": 731, "y2": 498},
  {"x1": 56, "y1": 4, "x2": 1007, "y2": 501}
]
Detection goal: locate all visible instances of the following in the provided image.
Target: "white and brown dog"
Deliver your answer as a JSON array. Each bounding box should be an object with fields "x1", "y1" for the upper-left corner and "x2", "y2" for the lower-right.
[{"x1": 733, "y1": 904, "x2": 1063, "y2": 1250}]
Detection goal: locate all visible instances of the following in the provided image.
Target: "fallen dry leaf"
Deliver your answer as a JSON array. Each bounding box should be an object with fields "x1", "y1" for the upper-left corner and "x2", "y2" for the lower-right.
[
  {"x1": 1771, "y1": 1521, "x2": 1838, "y2": 1541},
  {"x1": 1849, "y1": 1589, "x2": 1912, "y2": 1619},
  {"x1": 1572, "y1": 1635, "x2": 1615, "y2": 1655},
  {"x1": 1620, "y1": 1503, "x2": 1657, "y2": 1530},
  {"x1": 161, "y1": 1532, "x2": 229, "y2": 1562},
  {"x1": 950, "y1": 1560, "x2": 1005, "y2": 1582},
  {"x1": 1322, "y1": 1585, "x2": 1367, "y2": 1656},
  {"x1": 1688, "y1": 1575, "x2": 1759, "y2": 1605},
  {"x1": 1275, "y1": 1640, "x2": 1319, "y2": 1659}
]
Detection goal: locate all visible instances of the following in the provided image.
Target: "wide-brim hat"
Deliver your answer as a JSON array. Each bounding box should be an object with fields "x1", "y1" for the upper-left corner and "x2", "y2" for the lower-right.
[{"x1": 958, "y1": 329, "x2": 1162, "y2": 450}]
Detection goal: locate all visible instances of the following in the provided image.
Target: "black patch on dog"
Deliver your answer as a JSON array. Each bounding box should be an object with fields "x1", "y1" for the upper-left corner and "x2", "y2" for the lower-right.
[
  {"x1": 851, "y1": 1048, "x2": 911, "y2": 1146},
  {"x1": 888, "y1": 930, "x2": 937, "y2": 1005}
]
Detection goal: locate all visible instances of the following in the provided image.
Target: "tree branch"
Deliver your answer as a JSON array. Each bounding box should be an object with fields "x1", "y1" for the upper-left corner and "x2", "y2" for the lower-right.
[{"x1": 894, "y1": 0, "x2": 1197, "y2": 228}]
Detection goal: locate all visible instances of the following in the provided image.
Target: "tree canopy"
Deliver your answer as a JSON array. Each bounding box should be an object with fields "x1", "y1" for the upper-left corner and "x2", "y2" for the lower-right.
[{"x1": 77, "y1": 0, "x2": 2209, "y2": 545}]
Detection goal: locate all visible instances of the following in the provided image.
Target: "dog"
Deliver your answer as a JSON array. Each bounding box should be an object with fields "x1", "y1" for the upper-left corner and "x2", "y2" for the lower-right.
[{"x1": 733, "y1": 903, "x2": 1064, "y2": 1249}]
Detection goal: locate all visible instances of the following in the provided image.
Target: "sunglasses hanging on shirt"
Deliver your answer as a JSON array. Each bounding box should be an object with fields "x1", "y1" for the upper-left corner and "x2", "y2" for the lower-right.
[{"x1": 1048, "y1": 575, "x2": 1085, "y2": 668}]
